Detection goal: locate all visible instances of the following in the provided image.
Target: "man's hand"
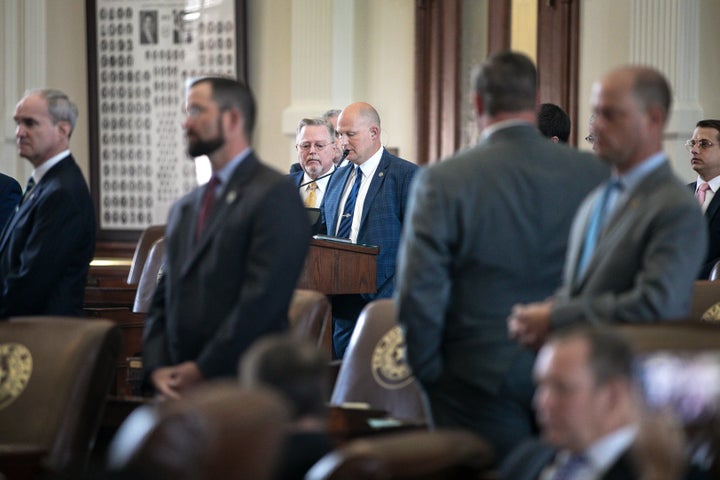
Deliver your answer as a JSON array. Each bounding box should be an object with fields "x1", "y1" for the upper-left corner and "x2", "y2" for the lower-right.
[
  {"x1": 151, "y1": 362, "x2": 204, "y2": 400},
  {"x1": 507, "y1": 300, "x2": 554, "y2": 349}
]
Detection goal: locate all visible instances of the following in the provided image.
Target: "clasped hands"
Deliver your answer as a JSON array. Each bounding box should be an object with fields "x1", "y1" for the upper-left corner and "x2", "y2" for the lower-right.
[
  {"x1": 151, "y1": 361, "x2": 204, "y2": 400},
  {"x1": 507, "y1": 299, "x2": 554, "y2": 350}
]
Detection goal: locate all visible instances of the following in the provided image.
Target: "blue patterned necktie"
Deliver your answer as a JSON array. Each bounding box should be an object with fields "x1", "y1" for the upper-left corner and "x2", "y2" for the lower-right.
[
  {"x1": 336, "y1": 166, "x2": 362, "y2": 239},
  {"x1": 575, "y1": 180, "x2": 622, "y2": 281}
]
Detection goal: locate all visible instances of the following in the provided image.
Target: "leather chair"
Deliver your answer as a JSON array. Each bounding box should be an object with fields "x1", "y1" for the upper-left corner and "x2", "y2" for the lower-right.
[
  {"x1": 132, "y1": 237, "x2": 165, "y2": 314},
  {"x1": 106, "y1": 383, "x2": 290, "y2": 480},
  {"x1": 0, "y1": 317, "x2": 120, "y2": 478},
  {"x1": 288, "y1": 289, "x2": 333, "y2": 357},
  {"x1": 686, "y1": 280, "x2": 720, "y2": 322},
  {"x1": 709, "y1": 260, "x2": 720, "y2": 281},
  {"x1": 330, "y1": 299, "x2": 431, "y2": 424},
  {"x1": 126, "y1": 225, "x2": 165, "y2": 285},
  {"x1": 305, "y1": 429, "x2": 494, "y2": 480},
  {"x1": 611, "y1": 322, "x2": 720, "y2": 352}
]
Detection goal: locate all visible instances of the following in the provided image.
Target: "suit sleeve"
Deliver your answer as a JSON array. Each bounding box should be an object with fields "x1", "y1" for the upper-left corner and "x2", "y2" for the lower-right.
[
  {"x1": 0, "y1": 178, "x2": 21, "y2": 229},
  {"x1": 142, "y1": 253, "x2": 171, "y2": 376},
  {"x1": 550, "y1": 198, "x2": 707, "y2": 326},
  {"x1": 194, "y1": 180, "x2": 311, "y2": 378},
  {"x1": 0, "y1": 185, "x2": 87, "y2": 316},
  {"x1": 395, "y1": 168, "x2": 454, "y2": 383}
]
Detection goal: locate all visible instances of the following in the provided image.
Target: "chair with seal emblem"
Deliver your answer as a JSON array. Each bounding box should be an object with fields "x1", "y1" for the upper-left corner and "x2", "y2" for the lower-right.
[
  {"x1": 0, "y1": 317, "x2": 120, "y2": 479},
  {"x1": 686, "y1": 280, "x2": 720, "y2": 322},
  {"x1": 329, "y1": 299, "x2": 431, "y2": 425}
]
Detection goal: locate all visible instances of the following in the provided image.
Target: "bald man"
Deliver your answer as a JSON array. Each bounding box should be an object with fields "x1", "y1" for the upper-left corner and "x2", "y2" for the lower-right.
[
  {"x1": 320, "y1": 102, "x2": 418, "y2": 358},
  {"x1": 508, "y1": 65, "x2": 706, "y2": 349}
]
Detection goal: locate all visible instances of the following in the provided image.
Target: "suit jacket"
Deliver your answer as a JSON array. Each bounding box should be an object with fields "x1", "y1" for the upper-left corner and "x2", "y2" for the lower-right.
[
  {"x1": 499, "y1": 439, "x2": 637, "y2": 480},
  {"x1": 143, "y1": 152, "x2": 311, "y2": 379},
  {"x1": 0, "y1": 173, "x2": 21, "y2": 230},
  {"x1": 396, "y1": 124, "x2": 608, "y2": 393},
  {"x1": 551, "y1": 162, "x2": 706, "y2": 327},
  {"x1": 688, "y1": 181, "x2": 719, "y2": 278},
  {"x1": 288, "y1": 170, "x2": 304, "y2": 186},
  {"x1": 0, "y1": 155, "x2": 95, "y2": 317},
  {"x1": 321, "y1": 149, "x2": 418, "y2": 300}
]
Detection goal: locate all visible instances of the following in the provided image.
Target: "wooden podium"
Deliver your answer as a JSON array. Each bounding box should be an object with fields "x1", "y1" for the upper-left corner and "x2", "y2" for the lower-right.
[{"x1": 297, "y1": 238, "x2": 379, "y2": 295}]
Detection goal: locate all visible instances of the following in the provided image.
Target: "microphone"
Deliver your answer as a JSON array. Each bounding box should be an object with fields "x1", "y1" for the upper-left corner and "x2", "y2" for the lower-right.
[{"x1": 298, "y1": 150, "x2": 350, "y2": 189}]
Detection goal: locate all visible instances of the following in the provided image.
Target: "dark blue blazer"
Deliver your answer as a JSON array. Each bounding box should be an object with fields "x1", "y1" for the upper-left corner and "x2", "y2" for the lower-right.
[
  {"x1": 288, "y1": 170, "x2": 304, "y2": 186},
  {"x1": 689, "y1": 181, "x2": 720, "y2": 278},
  {"x1": 0, "y1": 155, "x2": 95, "y2": 317},
  {"x1": 0, "y1": 173, "x2": 21, "y2": 230},
  {"x1": 321, "y1": 149, "x2": 418, "y2": 299}
]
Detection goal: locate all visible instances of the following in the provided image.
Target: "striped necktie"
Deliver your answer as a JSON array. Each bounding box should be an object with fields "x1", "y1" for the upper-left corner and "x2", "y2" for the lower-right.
[
  {"x1": 336, "y1": 166, "x2": 362, "y2": 239},
  {"x1": 21, "y1": 176, "x2": 35, "y2": 205}
]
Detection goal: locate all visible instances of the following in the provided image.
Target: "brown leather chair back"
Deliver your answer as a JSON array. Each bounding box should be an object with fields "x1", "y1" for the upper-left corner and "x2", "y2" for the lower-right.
[
  {"x1": 107, "y1": 383, "x2": 290, "y2": 480},
  {"x1": 288, "y1": 289, "x2": 332, "y2": 357},
  {"x1": 686, "y1": 280, "x2": 720, "y2": 322},
  {"x1": 127, "y1": 225, "x2": 165, "y2": 285},
  {"x1": 330, "y1": 299, "x2": 431, "y2": 424},
  {"x1": 132, "y1": 237, "x2": 165, "y2": 314},
  {"x1": 0, "y1": 317, "x2": 120, "y2": 476},
  {"x1": 305, "y1": 429, "x2": 494, "y2": 480},
  {"x1": 611, "y1": 322, "x2": 720, "y2": 353}
]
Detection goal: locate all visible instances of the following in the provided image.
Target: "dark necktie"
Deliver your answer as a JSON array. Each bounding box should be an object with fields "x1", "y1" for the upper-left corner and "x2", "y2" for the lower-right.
[
  {"x1": 336, "y1": 166, "x2": 362, "y2": 239},
  {"x1": 21, "y1": 176, "x2": 35, "y2": 205},
  {"x1": 575, "y1": 180, "x2": 622, "y2": 281},
  {"x1": 196, "y1": 176, "x2": 220, "y2": 241}
]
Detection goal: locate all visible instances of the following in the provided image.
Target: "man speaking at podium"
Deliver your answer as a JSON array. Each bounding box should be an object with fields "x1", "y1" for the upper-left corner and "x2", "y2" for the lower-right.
[{"x1": 320, "y1": 102, "x2": 418, "y2": 358}]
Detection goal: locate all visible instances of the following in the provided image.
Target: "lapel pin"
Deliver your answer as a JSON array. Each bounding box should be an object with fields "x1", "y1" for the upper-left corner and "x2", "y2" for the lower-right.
[
  {"x1": 226, "y1": 190, "x2": 237, "y2": 203},
  {"x1": 378, "y1": 172, "x2": 384, "y2": 177}
]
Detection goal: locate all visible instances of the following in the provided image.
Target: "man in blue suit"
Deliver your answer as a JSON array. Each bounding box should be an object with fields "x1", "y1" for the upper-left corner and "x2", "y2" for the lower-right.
[
  {"x1": 0, "y1": 173, "x2": 21, "y2": 229},
  {"x1": 0, "y1": 89, "x2": 95, "y2": 318},
  {"x1": 321, "y1": 102, "x2": 418, "y2": 358}
]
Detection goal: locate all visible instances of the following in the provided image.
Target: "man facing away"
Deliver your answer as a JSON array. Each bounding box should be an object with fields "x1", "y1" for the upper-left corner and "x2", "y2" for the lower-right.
[
  {"x1": 687, "y1": 119, "x2": 720, "y2": 278},
  {"x1": 0, "y1": 88, "x2": 95, "y2": 318},
  {"x1": 395, "y1": 51, "x2": 608, "y2": 462},
  {"x1": 143, "y1": 77, "x2": 310, "y2": 398},
  {"x1": 508, "y1": 65, "x2": 707, "y2": 349},
  {"x1": 321, "y1": 101, "x2": 418, "y2": 359}
]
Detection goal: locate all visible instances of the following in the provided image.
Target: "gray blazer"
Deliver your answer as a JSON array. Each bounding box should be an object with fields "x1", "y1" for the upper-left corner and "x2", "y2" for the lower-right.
[
  {"x1": 143, "y1": 152, "x2": 310, "y2": 379},
  {"x1": 552, "y1": 160, "x2": 707, "y2": 327},
  {"x1": 396, "y1": 124, "x2": 608, "y2": 394}
]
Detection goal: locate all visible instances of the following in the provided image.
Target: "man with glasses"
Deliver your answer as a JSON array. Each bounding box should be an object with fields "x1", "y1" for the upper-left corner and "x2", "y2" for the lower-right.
[
  {"x1": 687, "y1": 119, "x2": 720, "y2": 278},
  {"x1": 289, "y1": 118, "x2": 337, "y2": 209},
  {"x1": 509, "y1": 65, "x2": 706, "y2": 348},
  {"x1": 320, "y1": 101, "x2": 418, "y2": 359}
]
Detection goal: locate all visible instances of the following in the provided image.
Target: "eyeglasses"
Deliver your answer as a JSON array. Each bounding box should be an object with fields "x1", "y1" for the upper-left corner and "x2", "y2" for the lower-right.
[
  {"x1": 685, "y1": 139, "x2": 715, "y2": 152},
  {"x1": 584, "y1": 135, "x2": 596, "y2": 144},
  {"x1": 298, "y1": 142, "x2": 330, "y2": 152}
]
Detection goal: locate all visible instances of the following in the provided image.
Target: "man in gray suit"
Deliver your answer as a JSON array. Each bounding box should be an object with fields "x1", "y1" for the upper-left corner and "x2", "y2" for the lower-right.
[
  {"x1": 395, "y1": 51, "x2": 607, "y2": 462},
  {"x1": 143, "y1": 77, "x2": 310, "y2": 399},
  {"x1": 508, "y1": 66, "x2": 707, "y2": 349}
]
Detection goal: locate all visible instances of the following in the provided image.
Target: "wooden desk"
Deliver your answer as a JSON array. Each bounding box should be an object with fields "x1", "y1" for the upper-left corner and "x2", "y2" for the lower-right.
[{"x1": 297, "y1": 239, "x2": 379, "y2": 295}]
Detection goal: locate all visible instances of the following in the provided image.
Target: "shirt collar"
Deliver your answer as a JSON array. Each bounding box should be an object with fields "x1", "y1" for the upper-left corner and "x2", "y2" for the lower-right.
[
  {"x1": 480, "y1": 119, "x2": 533, "y2": 142},
  {"x1": 696, "y1": 174, "x2": 720, "y2": 193},
  {"x1": 614, "y1": 151, "x2": 666, "y2": 193},
  {"x1": 584, "y1": 424, "x2": 638, "y2": 475},
  {"x1": 33, "y1": 149, "x2": 70, "y2": 183},
  {"x1": 356, "y1": 146, "x2": 384, "y2": 178},
  {"x1": 213, "y1": 147, "x2": 251, "y2": 186}
]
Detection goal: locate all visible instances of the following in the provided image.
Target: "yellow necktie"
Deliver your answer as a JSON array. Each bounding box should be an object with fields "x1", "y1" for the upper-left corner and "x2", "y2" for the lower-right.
[{"x1": 305, "y1": 181, "x2": 318, "y2": 208}]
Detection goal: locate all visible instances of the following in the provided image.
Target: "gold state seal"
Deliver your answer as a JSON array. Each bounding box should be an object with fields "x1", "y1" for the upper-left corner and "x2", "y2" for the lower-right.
[
  {"x1": 0, "y1": 343, "x2": 33, "y2": 410},
  {"x1": 371, "y1": 326, "x2": 413, "y2": 389}
]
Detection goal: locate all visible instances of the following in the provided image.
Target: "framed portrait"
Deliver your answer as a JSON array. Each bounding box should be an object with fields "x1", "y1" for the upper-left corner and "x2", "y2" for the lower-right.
[{"x1": 86, "y1": 0, "x2": 247, "y2": 241}]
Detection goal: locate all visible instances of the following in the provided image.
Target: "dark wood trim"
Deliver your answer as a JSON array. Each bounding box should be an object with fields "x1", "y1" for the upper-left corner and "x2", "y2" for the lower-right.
[
  {"x1": 487, "y1": 0, "x2": 512, "y2": 54},
  {"x1": 413, "y1": 0, "x2": 461, "y2": 166},
  {"x1": 536, "y1": 0, "x2": 580, "y2": 144}
]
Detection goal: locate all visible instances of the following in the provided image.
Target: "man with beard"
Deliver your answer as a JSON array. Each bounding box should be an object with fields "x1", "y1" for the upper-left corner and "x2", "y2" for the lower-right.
[
  {"x1": 143, "y1": 77, "x2": 311, "y2": 399},
  {"x1": 289, "y1": 117, "x2": 337, "y2": 209}
]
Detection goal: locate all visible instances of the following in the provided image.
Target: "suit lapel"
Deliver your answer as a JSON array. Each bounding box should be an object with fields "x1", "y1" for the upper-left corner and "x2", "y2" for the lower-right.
[
  {"x1": 706, "y1": 187, "x2": 720, "y2": 221},
  {"x1": 180, "y1": 155, "x2": 257, "y2": 276},
  {"x1": 358, "y1": 151, "x2": 389, "y2": 230}
]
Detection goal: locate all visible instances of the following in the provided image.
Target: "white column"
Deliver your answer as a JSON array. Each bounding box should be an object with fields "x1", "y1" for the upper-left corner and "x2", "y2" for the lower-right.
[
  {"x1": 630, "y1": 0, "x2": 701, "y2": 180},
  {"x1": 282, "y1": 0, "x2": 355, "y2": 147}
]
